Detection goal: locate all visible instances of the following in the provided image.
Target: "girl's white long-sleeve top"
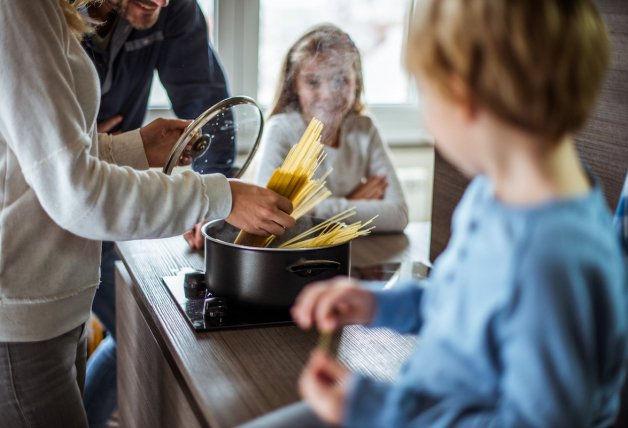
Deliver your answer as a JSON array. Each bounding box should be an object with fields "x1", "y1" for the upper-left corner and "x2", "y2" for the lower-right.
[
  {"x1": 0, "y1": 0, "x2": 232, "y2": 341},
  {"x1": 256, "y1": 112, "x2": 409, "y2": 232}
]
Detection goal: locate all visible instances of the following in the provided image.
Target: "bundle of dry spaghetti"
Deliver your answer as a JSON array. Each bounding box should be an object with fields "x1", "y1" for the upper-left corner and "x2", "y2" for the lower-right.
[
  {"x1": 234, "y1": 118, "x2": 332, "y2": 247},
  {"x1": 278, "y1": 208, "x2": 377, "y2": 249}
]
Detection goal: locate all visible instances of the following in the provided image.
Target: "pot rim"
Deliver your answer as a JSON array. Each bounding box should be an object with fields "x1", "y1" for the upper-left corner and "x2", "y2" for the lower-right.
[{"x1": 201, "y1": 219, "x2": 350, "y2": 252}]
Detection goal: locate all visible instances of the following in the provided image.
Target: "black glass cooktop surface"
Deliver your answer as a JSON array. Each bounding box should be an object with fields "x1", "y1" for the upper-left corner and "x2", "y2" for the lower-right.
[
  {"x1": 162, "y1": 261, "x2": 430, "y2": 332},
  {"x1": 162, "y1": 273, "x2": 293, "y2": 331}
]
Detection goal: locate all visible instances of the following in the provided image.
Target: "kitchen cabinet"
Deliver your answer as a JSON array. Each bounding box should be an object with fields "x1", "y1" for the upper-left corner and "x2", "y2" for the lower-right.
[{"x1": 115, "y1": 223, "x2": 429, "y2": 427}]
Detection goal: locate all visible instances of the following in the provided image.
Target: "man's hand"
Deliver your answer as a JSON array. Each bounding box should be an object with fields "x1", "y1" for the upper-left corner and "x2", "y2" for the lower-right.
[
  {"x1": 97, "y1": 115, "x2": 124, "y2": 133},
  {"x1": 348, "y1": 175, "x2": 388, "y2": 200},
  {"x1": 140, "y1": 118, "x2": 192, "y2": 167},
  {"x1": 299, "y1": 350, "x2": 350, "y2": 426},
  {"x1": 183, "y1": 221, "x2": 208, "y2": 251},
  {"x1": 226, "y1": 180, "x2": 296, "y2": 236}
]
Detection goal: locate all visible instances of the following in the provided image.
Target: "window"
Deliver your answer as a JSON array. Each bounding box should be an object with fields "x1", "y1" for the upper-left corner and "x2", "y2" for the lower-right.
[
  {"x1": 258, "y1": 0, "x2": 413, "y2": 106},
  {"x1": 149, "y1": 0, "x2": 429, "y2": 145},
  {"x1": 147, "y1": 0, "x2": 215, "y2": 109}
]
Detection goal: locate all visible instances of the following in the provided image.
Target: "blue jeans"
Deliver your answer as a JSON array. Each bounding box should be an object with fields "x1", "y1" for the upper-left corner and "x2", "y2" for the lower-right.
[
  {"x1": 84, "y1": 241, "x2": 118, "y2": 428},
  {"x1": 0, "y1": 324, "x2": 87, "y2": 427}
]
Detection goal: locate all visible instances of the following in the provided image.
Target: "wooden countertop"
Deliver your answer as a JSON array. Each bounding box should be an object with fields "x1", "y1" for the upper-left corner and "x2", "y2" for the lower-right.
[{"x1": 115, "y1": 222, "x2": 430, "y2": 427}]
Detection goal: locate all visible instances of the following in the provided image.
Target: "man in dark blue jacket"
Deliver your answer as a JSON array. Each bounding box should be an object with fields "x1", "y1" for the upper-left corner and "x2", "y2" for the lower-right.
[
  {"x1": 83, "y1": 0, "x2": 233, "y2": 174},
  {"x1": 81, "y1": 1, "x2": 233, "y2": 426}
]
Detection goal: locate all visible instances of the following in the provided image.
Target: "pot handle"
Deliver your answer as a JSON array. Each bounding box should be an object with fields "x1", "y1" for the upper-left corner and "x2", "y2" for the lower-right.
[{"x1": 286, "y1": 259, "x2": 341, "y2": 277}]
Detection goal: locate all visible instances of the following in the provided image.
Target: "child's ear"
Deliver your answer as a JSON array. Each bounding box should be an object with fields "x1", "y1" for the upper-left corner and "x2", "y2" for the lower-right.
[{"x1": 448, "y1": 75, "x2": 477, "y2": 122}]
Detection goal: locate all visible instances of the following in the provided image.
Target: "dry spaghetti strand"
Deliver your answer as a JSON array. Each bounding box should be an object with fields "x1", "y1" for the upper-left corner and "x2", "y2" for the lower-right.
[
  {"x1": 234, "y1": 118, "x2": 331, "y2": 247},
  {"x1": 279, "y1": 210, "x2": 378, "y2": 249}
]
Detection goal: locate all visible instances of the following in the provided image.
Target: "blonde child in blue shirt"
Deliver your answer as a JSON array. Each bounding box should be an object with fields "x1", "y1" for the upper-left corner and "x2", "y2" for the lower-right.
[{"x1": 241, "y1": 0, "x2": 627, "y2": 427}]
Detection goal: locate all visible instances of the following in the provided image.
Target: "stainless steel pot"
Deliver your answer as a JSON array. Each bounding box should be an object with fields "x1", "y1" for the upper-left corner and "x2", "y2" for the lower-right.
[{"x1": 201, "y1": 218, "x2": 351, "y2": 307}]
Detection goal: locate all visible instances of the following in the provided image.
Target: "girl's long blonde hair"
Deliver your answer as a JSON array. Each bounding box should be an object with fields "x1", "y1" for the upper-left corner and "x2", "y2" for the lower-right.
[
  {"x1": 268, "y1": 24, "x2": 365, "y2": 117},
  {"x1": 57, "y1": 0, "x2": 97, "y2": 39}
]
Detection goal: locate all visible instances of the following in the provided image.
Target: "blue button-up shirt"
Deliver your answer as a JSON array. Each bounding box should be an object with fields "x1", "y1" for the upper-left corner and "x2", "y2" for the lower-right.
[
  {"x1": 614, "y1": 173, "x2": 628, "y2": 255},
  {"x1": 344, "y1": 176, "x2": 627, "y2": 427}
]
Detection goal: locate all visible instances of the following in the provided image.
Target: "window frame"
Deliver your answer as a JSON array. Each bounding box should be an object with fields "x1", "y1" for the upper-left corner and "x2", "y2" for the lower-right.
[{"x1": 148, "y1": 0, "x2": 431, "y2": 146}]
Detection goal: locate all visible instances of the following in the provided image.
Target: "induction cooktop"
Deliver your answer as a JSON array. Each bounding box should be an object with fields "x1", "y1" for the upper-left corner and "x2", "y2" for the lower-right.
[
  {"x1": 162, "y1": 272, "x2": 293, "y2": 331},
  {"x1": 162, "y1": 261, "x2": 430, "y2": 332}
]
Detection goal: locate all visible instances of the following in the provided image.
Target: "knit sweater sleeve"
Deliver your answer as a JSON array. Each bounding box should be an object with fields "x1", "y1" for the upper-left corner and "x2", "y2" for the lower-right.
[
  {"x1": 0, "y1": 0, "x2": 231, "y2": 241},
  {"x1": 98, "y1": 130, "x2": 149, "y2": 169}
]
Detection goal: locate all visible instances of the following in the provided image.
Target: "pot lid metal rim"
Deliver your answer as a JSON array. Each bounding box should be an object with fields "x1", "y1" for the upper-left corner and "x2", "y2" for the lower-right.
[{"x1": 162, "y1": 95, "x2": 264, "y2": 177}]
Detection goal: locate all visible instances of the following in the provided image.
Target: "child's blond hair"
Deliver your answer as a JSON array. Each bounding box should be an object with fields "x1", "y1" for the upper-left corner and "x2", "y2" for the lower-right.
[{"x1": 405, "y1": 0, "x2": 610, "y2": 141}]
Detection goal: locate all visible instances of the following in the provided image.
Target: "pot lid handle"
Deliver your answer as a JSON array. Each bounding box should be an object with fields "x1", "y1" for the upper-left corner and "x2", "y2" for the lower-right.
[{"x1": 162, "y1": 95, "x2": 264, "y2": 177}]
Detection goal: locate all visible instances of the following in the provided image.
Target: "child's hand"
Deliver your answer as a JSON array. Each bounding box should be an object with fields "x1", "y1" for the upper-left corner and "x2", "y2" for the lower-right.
[
  {"x1": 183, "y1": 221, "x2": 208, "y2": 251},
  {"x1": 299, "y1": 349, "x2": 350, "y2": 425},
  {"x1": 291, "y1": 276, "x2": 376, "y2": 332},
  {"x1": 348, "y1": 175, "x2": 388, "y2": 200}
]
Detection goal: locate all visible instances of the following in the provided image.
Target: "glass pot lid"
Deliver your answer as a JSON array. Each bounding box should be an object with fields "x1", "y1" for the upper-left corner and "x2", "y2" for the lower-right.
[{"x1": 162, "y1": 95, "x2": 264, "y2": 177}]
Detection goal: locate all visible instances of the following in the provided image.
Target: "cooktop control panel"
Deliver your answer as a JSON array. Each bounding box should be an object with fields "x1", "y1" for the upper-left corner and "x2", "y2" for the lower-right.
[{"x1": 162, "y1": 272, "x2": 293, "y2": 331}]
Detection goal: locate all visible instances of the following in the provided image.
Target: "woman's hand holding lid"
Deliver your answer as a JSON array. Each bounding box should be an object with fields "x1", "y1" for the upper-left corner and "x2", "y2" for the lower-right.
[{"x1": 140, "y1": 118, "x2": 193, "y2": 167}]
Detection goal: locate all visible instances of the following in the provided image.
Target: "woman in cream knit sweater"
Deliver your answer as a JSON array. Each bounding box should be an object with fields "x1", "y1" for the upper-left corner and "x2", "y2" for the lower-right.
[{"x1": 0, "y1": 1, "x2": 294, "y2": 426}]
